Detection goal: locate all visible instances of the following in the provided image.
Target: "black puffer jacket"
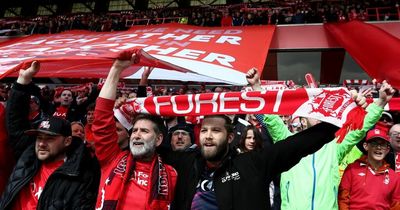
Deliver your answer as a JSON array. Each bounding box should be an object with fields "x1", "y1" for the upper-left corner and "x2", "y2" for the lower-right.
[{"x1": 0, "y1": 82, "x2": 100, "y2": 210}]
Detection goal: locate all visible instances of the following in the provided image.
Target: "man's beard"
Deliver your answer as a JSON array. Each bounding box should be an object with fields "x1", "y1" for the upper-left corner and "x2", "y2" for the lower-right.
[
  {"x1": 130, "y1": 138, "x2": 156, "y2": 160},
  {"x1": 201, "y1": 140, "x2": 229, "y2": 162}
]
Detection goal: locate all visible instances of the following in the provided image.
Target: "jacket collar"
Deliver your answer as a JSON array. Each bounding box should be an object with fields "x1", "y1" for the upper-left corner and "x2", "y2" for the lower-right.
[
  {"x1": 358, "y1": 155, "x2": 390, "y2": 174},
  {"x1": 52, "y1": 139, "x2": 86, "y2": 177}
]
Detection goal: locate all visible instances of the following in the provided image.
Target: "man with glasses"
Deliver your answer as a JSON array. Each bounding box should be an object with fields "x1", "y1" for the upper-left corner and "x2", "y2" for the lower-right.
[
  {"x1": 387, "y1": 124, "x2": 400, "y2": 173},
  {"x1": 339, "y1": 128, "x2": 400, "y2": 209},
  {"x1": 168, "y1": 123, "x2": 197, "y2": 152}
]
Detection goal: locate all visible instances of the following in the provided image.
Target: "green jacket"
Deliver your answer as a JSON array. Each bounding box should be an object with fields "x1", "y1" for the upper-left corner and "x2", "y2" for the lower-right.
[{"x1": 259, "y1": 103, "x2": 383, "y2": 210}]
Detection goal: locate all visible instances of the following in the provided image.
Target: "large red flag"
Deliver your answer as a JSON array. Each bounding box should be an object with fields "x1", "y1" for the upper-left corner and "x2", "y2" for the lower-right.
[
  {"x1": 325, "y1": 21, "x2": 400, "y2": 88},
  {"x1": 0, "y1": 23, "x2": 275, "y2": 84}
]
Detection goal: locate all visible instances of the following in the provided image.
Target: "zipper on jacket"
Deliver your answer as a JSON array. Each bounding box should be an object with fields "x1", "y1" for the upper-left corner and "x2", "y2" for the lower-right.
[
  {"x1": 333, "y1": 186, "x2": 337, "y2": 205},
  {"x1": 285, "y1": 181, "x2": 290, "y2": 203},
  {"x1": 311, "y1": 154, "x2": 316, "y2": 210}
]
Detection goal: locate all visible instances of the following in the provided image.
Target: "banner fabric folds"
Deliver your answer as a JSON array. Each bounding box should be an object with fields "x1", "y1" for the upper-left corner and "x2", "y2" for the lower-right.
[
  {"x1": 325, "y1": 21, "x2": 400, "y2": 88},
  {"x1": 0, "y1": 23, "x2": 276, "y2": 85}
]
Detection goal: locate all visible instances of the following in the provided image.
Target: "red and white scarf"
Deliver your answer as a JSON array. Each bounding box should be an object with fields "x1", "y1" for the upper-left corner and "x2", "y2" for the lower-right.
[
  {"x1": 116, "y1": 87, "x2": 370, "y2": 142},
  {"x1": 119, "y1": 88, "x2": 358, "y2": 125},
  {"x1": 96, "y1": 153, "x2": 175, "y2": 210}
]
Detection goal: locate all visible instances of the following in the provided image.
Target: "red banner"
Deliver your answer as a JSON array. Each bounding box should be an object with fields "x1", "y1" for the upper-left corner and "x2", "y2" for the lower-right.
[
  {"x1": 0, "y1": 23, "x2": 275, "y2": 85},
  {"x1": 325, "y1": 21, "x2": 400, "y2": 88}
]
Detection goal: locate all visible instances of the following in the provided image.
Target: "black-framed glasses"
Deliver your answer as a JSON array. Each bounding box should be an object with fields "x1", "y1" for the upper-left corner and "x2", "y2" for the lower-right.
[{"x1": 368, "y1": 141, "x2": 391, "y2": 149}]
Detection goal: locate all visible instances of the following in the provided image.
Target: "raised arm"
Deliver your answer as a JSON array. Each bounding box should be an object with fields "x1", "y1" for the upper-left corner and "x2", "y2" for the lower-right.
[
  {"x1": 92, "y1": 51, "x2": 138, "y2": 165},
  {"x1": 137, "y1": 66, "x2": 154, "y2": 97},
  {"x1": 337, "y1": 81, "x2": 394, "y2": 161},
  {"x1": 246, "y1": 68, "x2": 292, "y2": 142},
  {"x1": 261, "y1": 121, "x2": 339, "y2": 176},
  {"x1": 6, "y1": 61, "x2": 41, "y2": 159}
]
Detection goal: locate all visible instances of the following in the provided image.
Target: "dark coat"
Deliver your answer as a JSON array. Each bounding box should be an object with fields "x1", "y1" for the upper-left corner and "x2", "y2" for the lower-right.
[{"x1": 158, "y1": 122, "x2": 338, "y2": 210}]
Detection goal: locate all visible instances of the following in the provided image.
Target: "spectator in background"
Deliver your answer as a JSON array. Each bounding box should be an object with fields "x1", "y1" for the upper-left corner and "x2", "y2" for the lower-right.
[
  {"x1": 338, "y1": 128, "x2": 400, "y2": 209},
  {"x1": 47, "y1": 83, "x2": 98, "y2": 122},
  {"x1": 232, "y1": 11, "x2": 244, "y2": 26},
  {"x1": 280, "y1": 115, "x2": 292, "y2": 127},
  {"x1": 387, "y1": 123, "x2": 400, "y2": 172},
  {"x1": 289, "y1": 116, "x2": 304, "y2": 133},
  {"x1": 237, "y1": 125, "x2": 263, "y2": 153},
  {"x1": 381, "y1": 111, "x2": 394, "y2": 127},
  {"x1": 84, "y1": 103, "x2": 95, "y2": 144},
  {"x1": 28, "y1": 95, "x2": 48, "y2": 128},
  {"x1": 168, "y1": 123, "x2": 197, "y2": 152},
  {"x1": 243, "y1": 13, "x2": 255, "y2": 25},
  {"x1": 71, "y1": 121, "x2": 85, "y2": 140},
  {"x1": 220, "y1": 11, "x2": 232, "y2": 26}
]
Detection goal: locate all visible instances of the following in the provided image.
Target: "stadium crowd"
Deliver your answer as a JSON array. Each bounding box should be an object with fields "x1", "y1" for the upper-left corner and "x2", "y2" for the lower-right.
[
  {"x1": 0, "y1": 1, "x2": 400, "y2": 209},
  {"x1": 0, "y1": 0, "x2": 399, "y2": 35},
  {"x1": 0, "y1": 50, "x2": 400, "y2": 209}
]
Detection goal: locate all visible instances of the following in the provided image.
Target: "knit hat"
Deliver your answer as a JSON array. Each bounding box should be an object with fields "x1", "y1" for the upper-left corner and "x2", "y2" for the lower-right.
[{"x1": 168, "y1": 123, "x2": 195, "y2": 144}]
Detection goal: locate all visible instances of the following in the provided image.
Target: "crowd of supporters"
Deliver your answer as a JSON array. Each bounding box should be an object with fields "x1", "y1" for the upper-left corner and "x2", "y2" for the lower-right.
[
  {"x1": 0, "y1": 56, "x2": 399, "y2": 209},
  {"x1": 0, "y1": 49, "x2": 399, "y2": 209},
  {"x1": 0, "y1": 0, "x2": 399, "y2": 36}
]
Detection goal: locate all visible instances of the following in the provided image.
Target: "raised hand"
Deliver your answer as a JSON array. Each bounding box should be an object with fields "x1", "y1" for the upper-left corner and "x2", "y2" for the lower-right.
[
  {"x1": 245, "y1": 67, "x2": 261, "y2": 91},
  {"x1": 350, "y1": 89, "x2": 367, "y2": 109},
  {"x1": 114, "y1": 96, "x2": 127, "y2": 109},
  {"x1": 139, "y1": 66, "x2": 154, "y2": 86},
  {"x1": 376, "y1": 80, "x2": 395, "y2": 108},
  {"x1": 17, "y1": 61, "x2": 40, "y2": 85},
  {"x1": 112, "y1": 52, "x2": 139, "y2": 72}
]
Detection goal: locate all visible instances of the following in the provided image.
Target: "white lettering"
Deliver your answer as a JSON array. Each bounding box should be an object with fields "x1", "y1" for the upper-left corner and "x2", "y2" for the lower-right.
[
  {"x1": 80, "y1": 43, "x2": 119, "y2": 50},
  {"x1": 273, "y1": 90, "x2": 284, "y2": 112},
  {"x1": 190, "y1": 35, "x2": 215, "y2": 42},
  {"x1": 112, "y1": 43, "x2": 147, "y2": 51},
  {"x1": 202, "y1": 53, "x2": 235, "y2": 67},
  {"x1": 241, "y1": 92, "x2": 265, "y2": 112},
  {"x1": 159, "y1": 34, "x2": 190, "y2": 40},
  {"x1": 173, "y1": 49, "x2": 205, "y2": 59},
  {"x1": 224, "y1": 30, "x2": 242, "y2": 35},
  {"x1": 140, "y1": 33, "x2": 162, "y2": 39},
  {"x1": 216, "y1": 36, "x2": 241, "y2": 45},
  {"x1": 171, "y1": 95, "x2": 194, "y2": 114},
  {"x1": 209, "y1": 30, "x2": 224, "y2": 35},
  {"x1": 219, "y1": 93, "x2": 239, "y2": 113},
  {"x1": 144, "y1": 45, "x2": 178, "y2": 55},
  {"x1": 68, "y1": 38, "x2": 99, "y2": 43},
  {"x1": 195, "y1": 93, "x2": 219, "y2": 113},
  {"x1": 154, "y1": 97, "x2": 171, "y2": 115},
  {"x1": 107, "y1": 34, "x2": 138, "y2": 41}
]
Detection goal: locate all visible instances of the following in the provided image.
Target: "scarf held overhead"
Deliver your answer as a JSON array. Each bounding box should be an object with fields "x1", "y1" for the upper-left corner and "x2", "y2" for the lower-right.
[{"x1": 117, "y1": 87, "x2": 363, "y2": 128}]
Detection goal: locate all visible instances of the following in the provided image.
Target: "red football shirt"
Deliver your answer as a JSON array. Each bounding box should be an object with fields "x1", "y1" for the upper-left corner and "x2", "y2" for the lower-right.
[
  {"x1": 12, "y1": 160, "x2": 64, "y2": 210},
  {"x1": 119, "y1": 160, "x2": 151, "y2": 210}
]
